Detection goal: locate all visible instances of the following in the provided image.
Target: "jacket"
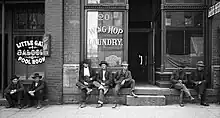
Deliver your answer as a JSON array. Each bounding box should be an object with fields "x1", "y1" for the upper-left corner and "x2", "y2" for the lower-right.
[
  {"x1": 170, "y1": 69, "x2": 188, "y2": 85},
  {"x1": 96, "y1": 69, "x2": 113, "y2": 86},
  {"x1": 79, "y1": 66, "x2": 96, "y2": 83},
  {"x1": 4, "y1": 81, "x2": 24, "y2": 94},
  {"x1": 29, "y1": 80, "x2": 45, "y2": 92},
  {"x1": 114, "y1": 69, "x2": 132, "y2": 84}
]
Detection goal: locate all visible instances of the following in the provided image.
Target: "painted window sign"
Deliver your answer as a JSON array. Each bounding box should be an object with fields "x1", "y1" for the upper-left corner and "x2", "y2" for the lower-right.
[{"x1": 15, "y1": 36, "x2": 46, "y2": 65}]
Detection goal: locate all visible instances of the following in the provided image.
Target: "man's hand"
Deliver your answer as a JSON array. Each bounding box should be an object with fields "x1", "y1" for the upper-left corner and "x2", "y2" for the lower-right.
[
  {"x1": 178, "y1": 80, "x2": 182, "y2": 83},
  {"x1": 121, "y1": 80, "x2": 125, "y2": 85},
  {"x1": 90, "y1": 77, "x2": 93, "y2": 81},
  {"x1": 84, "y1": 82, "x2": 89, "y2": 85},
  {"x1": 28, "y1": 91, "x2": 35, "y2": 96},
  {"x1": 101, "y1": 82, "x2": 105, "y2": 86}
]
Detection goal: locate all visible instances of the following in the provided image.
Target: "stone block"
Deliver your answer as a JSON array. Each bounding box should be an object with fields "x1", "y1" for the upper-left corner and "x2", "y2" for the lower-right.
[{"x1": 126, "y1": 95, "x2": 166, "y2": 106}]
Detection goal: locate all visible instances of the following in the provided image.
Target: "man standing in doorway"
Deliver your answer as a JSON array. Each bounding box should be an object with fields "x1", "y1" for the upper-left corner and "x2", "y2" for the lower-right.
[
  {"x1": 112, "y1": 61, "x2": 138, "y2": 108},
  {"x1": 93, "y1": 61, "x2": 113, "y2": 108},
  {"x1": 76, "y1": 59, "x2": 96, "y2": 108},
  {"x1": 189, "y1": 61, "x2": 209, "y2": 106}
]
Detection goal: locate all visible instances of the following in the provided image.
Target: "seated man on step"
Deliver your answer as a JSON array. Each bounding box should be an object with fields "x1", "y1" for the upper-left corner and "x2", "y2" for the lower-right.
[
  {"x1": 4, "y1": 75, "x2": 25, "y2": 109},
  {"x1": 76, "y1": 59, "x2": 96, "y2": 108},
  {"x1": 170, "y1": 65, "x2": 194, "y2": 107},
  {"x1": 189, "y1": 61, "x2": 209, "y2": 106},
  {"x1": 93, "y1": 61, "x2": 113, "y2": 108},
  {"x1": 112, "y1": 61, "x2": 138, "y2": 108},
  {"x1": 24, "y1": 73, "x2": 45, "y2": 109}
]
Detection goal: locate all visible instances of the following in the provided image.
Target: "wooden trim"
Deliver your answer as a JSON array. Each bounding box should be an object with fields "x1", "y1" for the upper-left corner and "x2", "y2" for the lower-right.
[
  {"x1": 1, "y1": 0, "x2": 5, "y2": 97},
  {"x1": 161, "y1": 10, "x2": 165, "y2": 72},
  {"x1": 0, "y1": 1, "x2": 44, "y2": 4}
]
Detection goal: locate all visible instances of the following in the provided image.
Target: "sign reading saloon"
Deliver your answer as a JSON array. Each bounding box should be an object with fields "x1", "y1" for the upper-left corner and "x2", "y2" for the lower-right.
[{"x1": 15, "y1": 36, "x2": 45, "y2": 65}]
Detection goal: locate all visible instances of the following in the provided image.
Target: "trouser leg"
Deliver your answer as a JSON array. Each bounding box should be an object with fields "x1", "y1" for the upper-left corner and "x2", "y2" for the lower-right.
[
  {"x1": 5, "y1": 93, "x2": 15, "y2": 106},
  {"x1": 98, "y1": 89, "x2": 104, "y2": 104},
  {"x1": 81, "y1": 89, "x2": 88, "y2": 103},
  {"x1": 124, "y1": 79, "x2": 135, "y2": 92},
  {"x1": 113, "y1": 84, "x2": 121, "y2": 103},
  {"x1": 175, "y1": 83, "x2": 192, "y2": 98},
  {"x1": 35, "y1": 90, "x2": 44, "y2": 104},
  {"x1": 76, "y1": 81, "x2": 88, "y2": 90}
]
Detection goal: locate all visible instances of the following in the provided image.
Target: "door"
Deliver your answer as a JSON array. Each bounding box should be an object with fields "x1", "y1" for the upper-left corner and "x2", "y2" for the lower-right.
[{"x1": 147, "y1": 30, "x2": 155, "y2": 84}]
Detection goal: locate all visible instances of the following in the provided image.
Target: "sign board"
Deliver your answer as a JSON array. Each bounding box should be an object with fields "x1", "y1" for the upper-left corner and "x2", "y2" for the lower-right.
[{"x1": 208, "y1": 2, "x2": 220, "y2": 18}]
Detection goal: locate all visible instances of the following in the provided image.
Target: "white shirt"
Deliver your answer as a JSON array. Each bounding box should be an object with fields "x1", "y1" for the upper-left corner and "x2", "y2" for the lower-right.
[
  {"x1": 102, "y1": 70, "x2": 106, "y2": 81},
  {"x1": 35, "y1": 82, "x2": 38, "y2": 87},
  {"x1": 84, "y1": 67, "x2": 90, "y2": 76}
]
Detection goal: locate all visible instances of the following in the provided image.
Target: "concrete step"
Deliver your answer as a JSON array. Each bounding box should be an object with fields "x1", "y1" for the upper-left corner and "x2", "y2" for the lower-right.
[
  {"x1": 0, "y1": 98, "x2": 7, "y2": 106},
  {"x1": 156, "y1": 80, "x2": 172, "y2": 88},
  {"x1": 126, "y1": 95, "x2": 166, "y2": 106}
]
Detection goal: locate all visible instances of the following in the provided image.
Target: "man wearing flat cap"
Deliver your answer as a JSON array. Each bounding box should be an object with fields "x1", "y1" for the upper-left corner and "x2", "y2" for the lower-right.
[
  {"x1": 4, "y1": 75, "x2": 24, "y2": 109},
  {"x1": 76, "y1": 59, "x2": 96, "y2": 108},
  {"x1": 25, "y1": 73, "x2": 45, "y2": 109},
  {"x1": 170, "y1": 65, "x2": 194, "y2": 107},
  {"x1": 189, "y1": 61, "x2": 209, "y2": 106},
  {"x1": 93, "y1": 60, "x2": 113, "y2": 108},
  {"x1": 112, "y1": 61, "x2": 138, "y2": 108}
]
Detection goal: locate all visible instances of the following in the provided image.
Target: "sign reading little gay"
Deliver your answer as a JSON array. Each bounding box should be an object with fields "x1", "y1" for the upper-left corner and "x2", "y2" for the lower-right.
[{"x1": 15, "y1": 36, "x2": 45, "y2": 65}]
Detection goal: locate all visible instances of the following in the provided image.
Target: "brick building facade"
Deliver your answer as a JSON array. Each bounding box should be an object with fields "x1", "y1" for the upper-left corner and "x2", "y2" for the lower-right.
[{"x1": 1, "y1": 0, "x2": 219, "y2": 104}]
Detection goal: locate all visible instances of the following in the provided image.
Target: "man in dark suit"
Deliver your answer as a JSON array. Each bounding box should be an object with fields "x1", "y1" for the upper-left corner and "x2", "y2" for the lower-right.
[
  {"x1": 25, "y1": 73, "x2": 45, "y2": 109},
  {"x1": 189, "y1": 61, "x2": 209, "y2": 106},
  {"x1": 112, "y1": 61, "x2": 138, "y2": 108},
  {"x1": 76, "y1": 59, "x2": 96, "y2": 108},
  {"x1": 170, "y1": 65, "x2": 194, "y2": 107},
  {"x1": 93, "y1": 61, "x2": 113, "y2": 108},
  {"x1": 4, "y1": 75, "x2": 24, "y2": 109}
]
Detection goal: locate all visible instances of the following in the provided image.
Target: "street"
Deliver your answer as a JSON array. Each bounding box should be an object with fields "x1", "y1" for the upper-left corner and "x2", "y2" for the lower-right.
[{"x1": 0, "y1": 104, "x2": 220, "y2": 118}]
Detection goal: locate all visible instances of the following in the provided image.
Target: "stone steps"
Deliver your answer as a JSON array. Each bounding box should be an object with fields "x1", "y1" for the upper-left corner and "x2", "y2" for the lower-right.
[{"x1": 126, "y1": 95, "x2": 165, "y2": 106}]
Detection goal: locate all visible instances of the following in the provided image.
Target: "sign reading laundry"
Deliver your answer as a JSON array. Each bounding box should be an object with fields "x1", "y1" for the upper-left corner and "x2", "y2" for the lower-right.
[{"x1": 15, "y1": 36, "x2": 45, "y2": 65}]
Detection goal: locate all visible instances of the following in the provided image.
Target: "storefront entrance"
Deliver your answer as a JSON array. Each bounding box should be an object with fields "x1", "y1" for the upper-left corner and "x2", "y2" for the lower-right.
[{"x1": 128, "y1": 0, "x2": 154, "y2": 84}]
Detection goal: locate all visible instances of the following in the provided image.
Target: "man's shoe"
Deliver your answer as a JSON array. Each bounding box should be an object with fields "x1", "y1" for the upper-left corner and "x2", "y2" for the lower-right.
[
  {"x1": 190, "y1": 97, "x2": 195, "y2": 101},
  {"x1": 112, "y1": 104, "x2": 117, "y2": 108},
  {"x1": 201, "y1": 102, "x2": 209, "y2": 106},
  {"x1": 18, "y1": 105, "x2": 23, "y2": 109},
  {"x1": 23, "y1": 105, "x2": 30, "y2": 109},
  {"x1": 96, "y1": 103, "x2": 103, "y2": 108},
  {"x1": 131, "y1": 92, "x2": 138, "y2": 98},
  {"x1": 179, "y1": 103, "x2": 184, "y2": 107},
  {"x1": 5, "y1": 105, "x2": 14, "y2": 108},
  {"x1": 36, "y1": 104, "x2": 42, "y2": 109},
  {"x1": 80, "y1": 103, "x2": 86, "y2": 108}
]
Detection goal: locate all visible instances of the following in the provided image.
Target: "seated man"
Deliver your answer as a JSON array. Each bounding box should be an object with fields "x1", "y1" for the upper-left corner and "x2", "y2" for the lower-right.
[
  {"x1": 76, "y1": 59, "x2": 96, "y2": 108},
  {"x1": 170, "y1": 65, "x2": 194, "y2": 107},
  {"x1": 25, "y1": 73, "x2": 45, "y2": 109},
  {"x1": 112, "y1": 61, "x2": 138, "y2": 108},
  {"x1": 189, "y1": 61, "x2": 209, "y2": 106},
  {"x1": 4, "y1": 75, "x2": 24, "y2": 109},
  {"x1": 93, "y1": 61, "x2": 113, "y2": 108}
]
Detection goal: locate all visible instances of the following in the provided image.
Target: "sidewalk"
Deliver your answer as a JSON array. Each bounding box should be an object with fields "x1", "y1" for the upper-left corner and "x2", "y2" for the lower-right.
[{"x1": 0, "y1": 104, "x2": 220, "y2": 118}]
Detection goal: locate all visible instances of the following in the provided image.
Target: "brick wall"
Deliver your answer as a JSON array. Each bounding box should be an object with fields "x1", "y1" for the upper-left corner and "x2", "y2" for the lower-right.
[
  {"x1": 63, "y1": 0, "x2": 81, "y2": 95},
  {"x1": 45, "y1": 0, "x2": 63, "y2": 104}
]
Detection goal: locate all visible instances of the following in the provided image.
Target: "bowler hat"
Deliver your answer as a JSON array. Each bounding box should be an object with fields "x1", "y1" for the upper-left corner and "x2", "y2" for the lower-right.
[
  {"x1": 11, "y1": 75, "x2": 19, "y2": 80},
  {"x1": 121, "y1": 61, "x2": 129, "y2": 66},
  {"x1": 82, "y1": 59, "x2": 90, "y2": 64},
  {"x1": 32, "y1": 73, "x2": 42, "y2": 79},
  {"x1": 196, "y1": 61, "x2": 205, "y2": 67},
  {"x1": 99, "y1": 61, "x2": 108, "y2": 66}
]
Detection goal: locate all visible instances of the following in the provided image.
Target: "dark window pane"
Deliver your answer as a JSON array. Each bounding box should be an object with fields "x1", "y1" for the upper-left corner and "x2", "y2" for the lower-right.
[
  {"x1": 166, "y1": 0, "x2": 204, "y2": 3},
  {"x1": 87, "y1": 0, "x2": 126, "y2": 5}
]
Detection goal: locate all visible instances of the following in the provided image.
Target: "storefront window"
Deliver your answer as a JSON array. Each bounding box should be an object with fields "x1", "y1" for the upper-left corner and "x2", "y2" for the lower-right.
[
  {"x1": 87, "y1": 0, "x2": 127, "y2": 5},
  {"x1": 86, "y1": 11, "x2": 124, "y2": 67},
  {"x1": 14, "y1": 36, "x2": 45, "y2": 80},
  {"x1": 165, "y1": 0, "x2": 204, "y2": 4},
  {"x1": 165, "y1": 11, "x2": 204, "y2": 68},
  {"x1": 13, "y1": 4, "x2": 44, "y2": 30}
]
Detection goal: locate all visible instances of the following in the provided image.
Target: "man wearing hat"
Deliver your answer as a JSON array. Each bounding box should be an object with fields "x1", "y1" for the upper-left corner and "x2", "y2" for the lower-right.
[
  {"x1": 25, "y1": 73, "x2": 45, "y2": 109},
  {"x1": 93, "y1": 60, "x2": 113, "y2": 108},
  {"x1": 76, "y1": 59, "x2": 96, "y2": 108},
  {"x1": 112, "y1": 61, "x2": 138, "y2": 108},
  {"x1": 170, "y1": 65, "x2": 194, "y2": 107},
  {"x1": 4, "y1": 75, "x2": 24, "y2": 109},
  {"x1": 189, "y1": 61, "x2": 209, "y2": 106}
]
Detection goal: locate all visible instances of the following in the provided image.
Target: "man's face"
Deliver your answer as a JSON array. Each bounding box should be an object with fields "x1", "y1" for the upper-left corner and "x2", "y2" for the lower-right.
[
  {"x1": 197, "y1": 66, "x2": 204, "y2": 71},
  {"x1": 83, "y1": 63, "x2": 89, "y2": 68},
  {"x1": 12, "y1": 79, "x2": 18, "y2": 84},
  {"x1": 122, "y1": 65, "x2": 128, "y2": 70},
  {"x1": 101, "y1": 64, "x2": 107, "y2": 70},
  {"x1": 34, "y1": 77, "x2": 40, "y2": 82}
]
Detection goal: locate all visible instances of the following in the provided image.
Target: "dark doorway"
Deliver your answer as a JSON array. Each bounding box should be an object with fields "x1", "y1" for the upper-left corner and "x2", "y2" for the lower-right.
[
  {"x1": 128, "y1": 32, "x2": 148, "y2": 83},
  {"x1": 128, "y1": 0, "x2": 152, "y2": 84}
]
